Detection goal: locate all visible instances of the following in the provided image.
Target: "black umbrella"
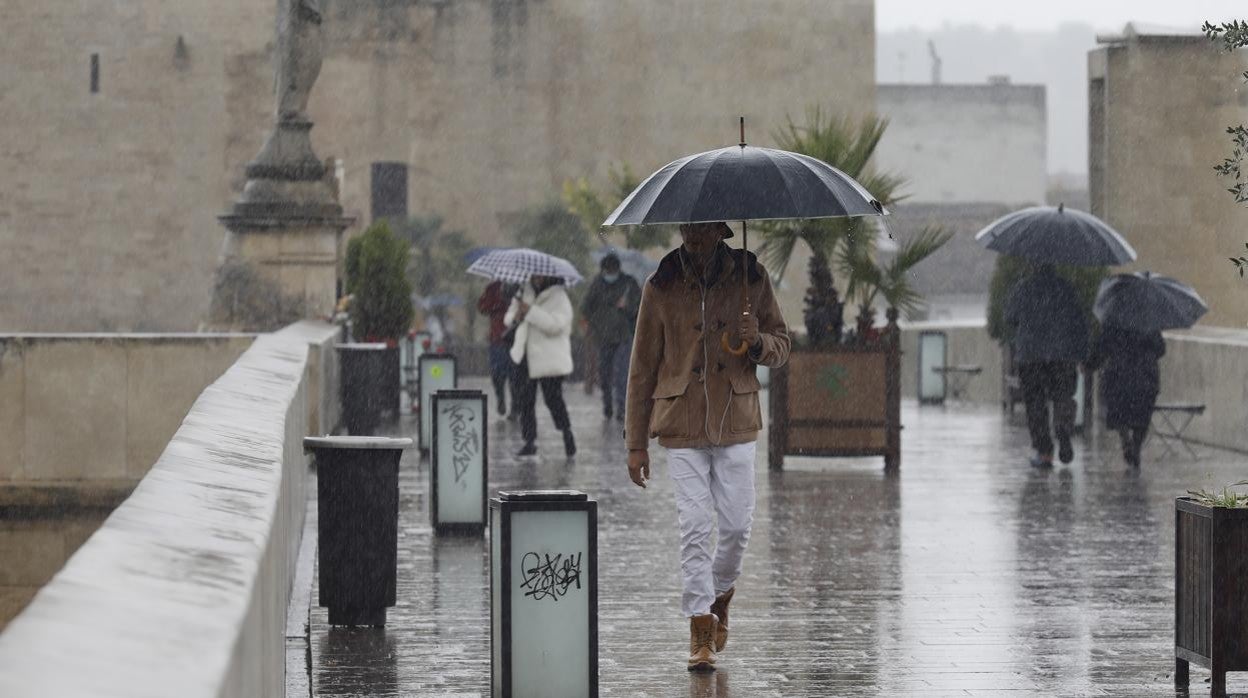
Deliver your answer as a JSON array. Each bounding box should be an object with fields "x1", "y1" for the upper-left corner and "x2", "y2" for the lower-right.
[
  {"x1": 974, "y1": 204, "x2": 1136, "y2": 267},
  {"x1": 1094, "y1": 271, "x2": 1208, "y2": 332},
  {"x1": 603, "y1": 118, "x2": 885, "y2": 353}
]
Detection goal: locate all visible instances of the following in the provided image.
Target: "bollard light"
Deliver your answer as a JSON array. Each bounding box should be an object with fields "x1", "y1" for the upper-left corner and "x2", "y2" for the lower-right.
[
  {"x1": 431, "y1": 389, "x2": 488, "y2": 534},
  {"x1": 304, "y1": 435, "x2": 412, "y2": 626},
  {"x1": 419, "y1": 353, "x2": 457, "y2": 450},
  {"x1": 490, "y1": 490, "x2": 598, "y2": 698}
]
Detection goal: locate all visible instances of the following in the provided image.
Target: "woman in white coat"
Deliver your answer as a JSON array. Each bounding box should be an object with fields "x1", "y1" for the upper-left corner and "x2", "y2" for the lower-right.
[{"x1": 505, "y1": 274, "x2": 576, "y2": 456}]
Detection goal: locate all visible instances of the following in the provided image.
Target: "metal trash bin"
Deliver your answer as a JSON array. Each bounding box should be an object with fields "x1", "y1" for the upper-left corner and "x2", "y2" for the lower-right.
[
  {"x1": 305, "y1": 436, "x2": 412, "y2": 626},
  {"x1": 337, "y1": 343, "x2": 389, "y2": 435}
]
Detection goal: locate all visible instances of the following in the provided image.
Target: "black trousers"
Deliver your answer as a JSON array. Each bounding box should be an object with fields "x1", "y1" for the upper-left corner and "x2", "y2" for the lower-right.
[
  {"x1": 1019, "y1": 361, "x2": 1077, "y2": 456},
  {"x1": 514, "y1": 359, "x2": 571, "y2": 444},
  {"x1": 597, "y1": 340, "x2": 630, "y2": 413}
]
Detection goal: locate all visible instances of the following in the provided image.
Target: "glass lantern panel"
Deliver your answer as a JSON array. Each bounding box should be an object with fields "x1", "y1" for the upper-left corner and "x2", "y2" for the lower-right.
[
  {"x1": 420, "y1": 357, "x2": 456, "y2": 447},
  {"x1": 509, "y1": 509, "x2": 591, "y2": 697},
  {"x1": 435, "y1": 395, "x2": 485, "y2": 524}
]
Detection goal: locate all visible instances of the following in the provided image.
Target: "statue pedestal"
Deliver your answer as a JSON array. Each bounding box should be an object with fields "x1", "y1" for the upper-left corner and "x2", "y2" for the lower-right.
[
  {"x1": 218, "y1": 210, "x2": 352, "y2": 320},
  {"x1": 218, "y1": 122, "x2": 354, "y2": 321}
]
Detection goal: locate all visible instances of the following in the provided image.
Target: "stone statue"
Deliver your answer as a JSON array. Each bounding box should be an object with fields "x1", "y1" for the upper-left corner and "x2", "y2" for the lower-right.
[{"x1": 276, "y1": 0, "x2": 324, "y2": 122}]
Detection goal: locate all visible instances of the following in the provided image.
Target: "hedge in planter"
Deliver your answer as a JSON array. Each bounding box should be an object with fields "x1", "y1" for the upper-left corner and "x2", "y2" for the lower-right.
[
  {"x1": 1175, "y1": 484, "x2": 1248, "y2": 696},
  {"x1": 346, "y1": 222, "x2": 415, "y2": 414}
]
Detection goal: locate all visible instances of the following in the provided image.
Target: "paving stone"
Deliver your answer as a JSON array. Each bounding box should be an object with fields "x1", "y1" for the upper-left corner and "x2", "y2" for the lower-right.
[{"x1": 308, "y1": 379, "x2": 1248, "y2": 696}]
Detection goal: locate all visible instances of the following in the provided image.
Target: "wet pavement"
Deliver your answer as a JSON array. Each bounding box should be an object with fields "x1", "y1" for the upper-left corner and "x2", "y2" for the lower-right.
[{"x1": 307, "y1": 378, "x2": 1248, "y2": 696}]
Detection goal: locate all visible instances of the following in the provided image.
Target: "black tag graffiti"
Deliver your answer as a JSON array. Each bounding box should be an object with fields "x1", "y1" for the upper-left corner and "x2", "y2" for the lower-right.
[
  {"x1": 519, "y1": 552, "x2": 583, "y2": 602},
  {"x1": 441, "y1": 403, "x2": 479, "y2": 489}
]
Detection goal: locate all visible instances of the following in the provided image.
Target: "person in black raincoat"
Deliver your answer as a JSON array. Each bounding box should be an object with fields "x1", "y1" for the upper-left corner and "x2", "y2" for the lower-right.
[
  {"x1": 1087, "y1": 326, "x2": 1165, "y2": 467},
  {"x1": 580, "y1": 254, "x2": 642, "y2": 420},
  {"x1": 1004, "y1": 263, "x2": 1090, "y2": 467}
]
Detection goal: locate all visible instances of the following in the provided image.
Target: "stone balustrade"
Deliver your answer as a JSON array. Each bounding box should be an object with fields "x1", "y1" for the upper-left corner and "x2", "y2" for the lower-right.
[{"x1": 0, "y1": 321, "x2": 340, "y2": 697}]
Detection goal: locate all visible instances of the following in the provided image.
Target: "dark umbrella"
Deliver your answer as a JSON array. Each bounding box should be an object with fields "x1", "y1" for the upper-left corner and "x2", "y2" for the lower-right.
[
  {"x1": 602, "y1": 118, "x2": 885, "y2": 354},
  {"x1": 974, "y1": 204, "x2": 1136, "y2": 267},
  {"x1": 1094, "y1": 271, "x2": 1208, "y2": 332}
]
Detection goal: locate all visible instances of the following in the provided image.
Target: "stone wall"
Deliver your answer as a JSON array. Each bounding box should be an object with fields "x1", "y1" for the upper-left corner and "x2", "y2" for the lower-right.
[
  {"x1": 0, "y1": 321, "x2": 337, "y2": 697},
  {"x1": 1089, "y1": 26, "x2": 1248, "y2": 328},
  {"x1": 0, "y1": 0, "x2": 876, "y2": 332},
  {"x1": 0, "y1": 334, "x2": 255, "y2": 483},
  {"x1": 876, "y1": 82, "x2": 1047, "y2": 205}
]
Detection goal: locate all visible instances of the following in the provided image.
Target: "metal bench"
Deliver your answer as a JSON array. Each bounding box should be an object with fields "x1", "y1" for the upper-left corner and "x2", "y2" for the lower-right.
[
  {"x1": 933, "y1": 365, "x2": 983, "y2": 401},
  {"x1": 1151, "y1": 403, "x2": 1206, "y2": 459}
]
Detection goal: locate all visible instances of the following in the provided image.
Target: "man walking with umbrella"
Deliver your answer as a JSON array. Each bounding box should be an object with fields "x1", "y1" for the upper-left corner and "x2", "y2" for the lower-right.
[
  {"x1": 1005, "y1": 263, "x2": 1089, "y2": 467},
  {"x1": 624, "y1": 222, "x2": 790, "y2": 671}
]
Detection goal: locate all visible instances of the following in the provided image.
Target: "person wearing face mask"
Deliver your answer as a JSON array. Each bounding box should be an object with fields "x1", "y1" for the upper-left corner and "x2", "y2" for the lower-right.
[
  {"x1": 581, "y1": 254, "x2": 642, "y2": 420},
  {"x1": 505, "y1": 274, "x2": 577, "y2": 457},
  {"x1": 624, "y1": 221, "x2": 790, "y2": 671}
]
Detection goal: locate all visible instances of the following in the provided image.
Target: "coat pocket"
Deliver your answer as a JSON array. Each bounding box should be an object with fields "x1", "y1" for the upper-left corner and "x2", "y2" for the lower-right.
[
  {"x1": 649, "y1": 376, "x2": 691, "y2": 439},
  {"x1": 728, "y1": 372, "x2": 762, "y2": 434}
]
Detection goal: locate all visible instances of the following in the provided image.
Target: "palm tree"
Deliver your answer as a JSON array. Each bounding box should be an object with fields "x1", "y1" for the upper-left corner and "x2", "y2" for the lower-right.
[
  {"x1": 840, "y1": 225, "x2": 954, "y2": 341},
  {"x1": 757, "y1": 108, "x2": 913, "y2": 345}
]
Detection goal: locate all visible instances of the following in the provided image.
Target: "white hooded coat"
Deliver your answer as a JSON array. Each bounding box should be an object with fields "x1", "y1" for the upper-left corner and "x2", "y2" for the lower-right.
[{"x1": 505, "y1": 283, "x2": 574, "y2": 379}]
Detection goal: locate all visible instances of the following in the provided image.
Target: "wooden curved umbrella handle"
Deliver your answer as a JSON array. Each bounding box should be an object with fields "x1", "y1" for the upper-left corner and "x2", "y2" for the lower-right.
[
  {"x1": 721, "y1": 332, "x2": 749, "y2": 356},
  {"x1": 720, "y1": 309, "x2": 751, "y2": 356}
]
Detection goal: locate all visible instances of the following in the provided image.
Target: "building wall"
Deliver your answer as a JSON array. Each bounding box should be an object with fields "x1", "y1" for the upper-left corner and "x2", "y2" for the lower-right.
[
  {"x1": 0, "y1": 0, "x2": 876, "y2": 332},
  {"x1": 875, "y1": 83, "x2": 1047, "y2": 205},
  {"x1": 1089, "y1": 35, "x2": 1248, "y2": 328}
]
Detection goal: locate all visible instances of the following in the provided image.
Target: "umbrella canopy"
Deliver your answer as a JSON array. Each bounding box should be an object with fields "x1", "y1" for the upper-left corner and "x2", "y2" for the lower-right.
[
  {"x1": 591, "y1": 247, "x2": 658, "y2": 281},
  {"x1": 466, "y1": 248, "x2": 584, "y2": 287},
  {"x1": 974, "y1": 204, "x2": 1136, "y2": 267},
  {"x1": 463, "y1": 246, "x2": 499, "y2": 265},
  {"x1": 1094, "y1": 271, "x2": 1208, "y2": 332},
  {"x1": 602, "y1": 144, "x2": 885, "y2": 226}
]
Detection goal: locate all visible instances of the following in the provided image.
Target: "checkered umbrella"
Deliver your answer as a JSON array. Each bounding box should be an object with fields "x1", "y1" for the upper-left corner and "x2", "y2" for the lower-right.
[{"x1": 466, "y1": 248, "x2": 584, "y2": 287}]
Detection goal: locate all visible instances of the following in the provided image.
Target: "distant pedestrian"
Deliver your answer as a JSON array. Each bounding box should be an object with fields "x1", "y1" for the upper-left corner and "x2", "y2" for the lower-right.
[
  {"x1": 581, "y1": 254, "x2": 642, "y2": 420},
  {"x1": 1087, "y1": 326, "x2": 1165, "y2": 468},
  {"x1": 506, "y1": 274, "x2": 576, "y2": 457},
  {"x1": 476, "y1": 280, "x2": 516, "y2": 417},
  {"x1": 1005, "y1": 263, "x2": 1090, "y2": 467},
  {"x1": 625, "y1": 222, "x2": 790, "y2": 672}
]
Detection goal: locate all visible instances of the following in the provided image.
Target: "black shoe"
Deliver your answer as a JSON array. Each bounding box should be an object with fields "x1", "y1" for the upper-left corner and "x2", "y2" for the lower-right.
[
  {"x1": 562, "y1": 429, "x2": 577, "y2": 457},
  {"x1": 1029, "y1": 453, "x2": 1053, "y2": 469},
  {"x1": 497, "y1": 400, "x2": 506, "y2": 416},
  {"x1": 1057, "y1": 435, "x2": 1074, "y2": 464},
  {"x1": 614, "y1": 408, "x2": 626, "y2": 422},
  {"x1": 507, "y1": 411, "x2": 520, "y2": 423},
  {"x1": 517, "y1": 442, "x2": 537, "y2": 457}
]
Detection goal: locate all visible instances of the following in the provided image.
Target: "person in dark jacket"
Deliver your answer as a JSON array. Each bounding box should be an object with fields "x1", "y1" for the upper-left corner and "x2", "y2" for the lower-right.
[
  {"x1": 476, "y1": 281, "x2": 518, "y2": 416},
  {"x1": 1087, "y1": 326, "x2": 1165, "y2": 467},
  {"x1": 581, "y1": 254, "x2": 642, "y2": 420},
  {"x1": 1005, "y1": 263, "x2": 1090, "y2": 467}
]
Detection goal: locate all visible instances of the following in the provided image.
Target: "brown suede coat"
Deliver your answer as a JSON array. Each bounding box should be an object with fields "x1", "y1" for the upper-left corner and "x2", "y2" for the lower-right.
[{"x1": 624, "y1": 243, "x2": 790, "y2": 450}]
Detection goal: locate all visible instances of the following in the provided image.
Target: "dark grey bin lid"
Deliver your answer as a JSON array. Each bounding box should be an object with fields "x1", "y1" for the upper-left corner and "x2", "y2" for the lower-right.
[
  {"x1": 498, "y1": 490, "x2": 588, "y2": 502},
  {"x1": 303, "y1": 436, "x2": 414, "y2": 452}
]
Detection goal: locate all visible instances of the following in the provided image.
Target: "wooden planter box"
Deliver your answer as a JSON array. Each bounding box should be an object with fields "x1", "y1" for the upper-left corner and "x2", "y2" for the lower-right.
[
  {"x1": 1175, "y1": 497, "x2": 1248, "y2": 696},
  {"x1": 768, "y1": 320, "x2": 901, "y2": 472}
]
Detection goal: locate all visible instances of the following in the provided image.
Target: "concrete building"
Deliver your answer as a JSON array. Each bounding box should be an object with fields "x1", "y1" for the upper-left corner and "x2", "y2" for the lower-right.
[
  {"x1": 876, "y1": 80, "x2": 1047, "y2": 205},
  {"x1": 873, "y1": 80, "x2": 1047, "y2": 322},
  {"x1": 1090, "y1": 23, "x2": 1248, "y2": 328},
  {"x1": 0, "y1": 0, "x2": 876, "y2": 332}
]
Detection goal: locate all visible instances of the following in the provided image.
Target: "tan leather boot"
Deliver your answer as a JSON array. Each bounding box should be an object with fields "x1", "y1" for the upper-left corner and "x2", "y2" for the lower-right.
[
  {"x1": 709, "y1": 587, "x2": 735, "y2": 652},
  {"x1": 687, "y1": 613, "x2": 718, "y2": 671}
]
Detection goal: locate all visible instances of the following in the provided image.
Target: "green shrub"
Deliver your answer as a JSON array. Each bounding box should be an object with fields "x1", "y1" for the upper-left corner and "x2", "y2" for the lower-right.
[{"x1": 347, "y1": 221, "x2": 414, "y2": 342}]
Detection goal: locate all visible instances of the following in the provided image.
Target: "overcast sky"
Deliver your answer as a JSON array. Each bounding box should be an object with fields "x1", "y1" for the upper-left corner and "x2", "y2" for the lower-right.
[{"x1": 877, "y1": 0, "x2": 1245, "y2": 32}]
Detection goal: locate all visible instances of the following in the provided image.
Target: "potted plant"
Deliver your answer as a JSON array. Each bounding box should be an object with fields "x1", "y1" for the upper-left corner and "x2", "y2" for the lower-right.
[
  {"x1": 341, "y1": 222, "x2": 415, "y2": 431},
  {"x1": 1175, "y1": 482, "x2": 1248, "y2": 696},
  {"x1": 759, "y1": 109, "x2": 949, "y2": 472}
]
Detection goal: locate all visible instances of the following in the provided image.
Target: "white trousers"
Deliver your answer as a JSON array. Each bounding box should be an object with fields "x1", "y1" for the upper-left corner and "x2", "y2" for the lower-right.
[{"x1": 666, "y1": 442, "x2": 757, "y2": 618}]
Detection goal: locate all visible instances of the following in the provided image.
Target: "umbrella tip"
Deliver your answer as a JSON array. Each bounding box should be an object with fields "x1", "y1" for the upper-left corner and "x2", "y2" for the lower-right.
[{"x1": 739, "y1": 116, "x2": 746, "y2": 148}]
